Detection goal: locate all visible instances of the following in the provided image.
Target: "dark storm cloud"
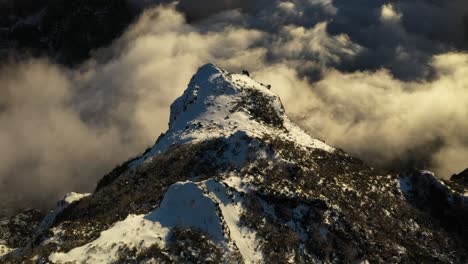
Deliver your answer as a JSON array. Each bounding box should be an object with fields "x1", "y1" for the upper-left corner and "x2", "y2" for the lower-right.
[
  {"x1": 175, "y1": 0, "x2": 468, "y2": 80},
  {"x1": 1, "y1": 0, "x2": 468, "y2": 213},
  {"x1": 326, "y1": 0, "x2": 468, "y2": 78}
]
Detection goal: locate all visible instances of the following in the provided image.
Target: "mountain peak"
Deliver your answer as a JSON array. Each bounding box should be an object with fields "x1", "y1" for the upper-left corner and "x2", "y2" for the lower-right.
[
  {"x1": 131, "y1": 64, "x2": 333, "y2": 167},
  {"x1": 169, "y1": 62, "x2": 284, "y2": 130}
]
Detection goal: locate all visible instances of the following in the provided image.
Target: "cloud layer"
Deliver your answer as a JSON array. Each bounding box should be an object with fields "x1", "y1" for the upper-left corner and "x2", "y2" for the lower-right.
[{"x1": 1, "y1": 0, "x2": 468, "y2": 212}]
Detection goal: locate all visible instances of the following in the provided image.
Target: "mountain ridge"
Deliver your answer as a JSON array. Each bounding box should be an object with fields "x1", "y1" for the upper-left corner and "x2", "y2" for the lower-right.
[{"x1": 1, "y1": 63, "x2": 467, "y2": 263}]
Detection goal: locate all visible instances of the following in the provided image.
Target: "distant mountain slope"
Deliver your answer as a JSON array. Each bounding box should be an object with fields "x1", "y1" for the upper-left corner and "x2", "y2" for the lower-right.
[
  {"x1": 2, "y1": 64, "x2": 467, "y2": 263},
  {"x1": 0, "y1": 0, "x2": 136, "y2": 64}
]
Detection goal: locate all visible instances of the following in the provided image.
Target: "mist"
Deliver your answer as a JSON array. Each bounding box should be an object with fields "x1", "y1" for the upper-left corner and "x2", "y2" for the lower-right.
[{"x1": 1, "y1": 0, "x2": 468, "y2": 212}]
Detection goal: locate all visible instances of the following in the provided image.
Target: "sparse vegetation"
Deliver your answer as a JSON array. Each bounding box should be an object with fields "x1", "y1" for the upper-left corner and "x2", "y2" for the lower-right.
[
  {"x1": 168, "y1": 227, "x2": 223, "y2": 264},
  {"x1": 114, "y1": 243, "x2": 171, "y2": 264},
  {"x1": 235, "y1": 88, "x2": 285, "y2": 129}
]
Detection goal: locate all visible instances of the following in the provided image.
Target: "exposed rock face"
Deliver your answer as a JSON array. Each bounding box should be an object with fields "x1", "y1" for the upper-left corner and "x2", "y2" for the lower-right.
[
  {"x1": 2, "y1": 64, "x2": 467, "y2": 263},
  {"x1": 452, "y1": 168, "x2": 468, "y2": 187}
]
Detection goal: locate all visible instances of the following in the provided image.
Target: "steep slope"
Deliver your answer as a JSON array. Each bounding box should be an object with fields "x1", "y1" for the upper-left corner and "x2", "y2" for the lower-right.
[
  {"x1": 3, "y1": 63, "x2": 467, "y2": 263},
  {"x1": 0, "y1": 209, "x2": 44, "y2": 259}
]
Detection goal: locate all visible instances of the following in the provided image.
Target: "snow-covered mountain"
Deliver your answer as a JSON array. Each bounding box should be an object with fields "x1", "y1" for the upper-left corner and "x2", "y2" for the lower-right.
[{"x1": 2, "y1": 63, "x2": 467, "y2": 263}]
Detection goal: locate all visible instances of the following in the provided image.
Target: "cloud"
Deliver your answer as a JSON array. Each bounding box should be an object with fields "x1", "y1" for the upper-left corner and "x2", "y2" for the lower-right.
[
  {"x1": 258, "y1": 53, "x2": 468, "y2": 178},
  {"x1": 0, "y1": 6, "x2": 267, "y2": 213},
  {"x1": 0, "y1": 60, "x2": 132, "y2": 213},
  {"x1": 1, "y1": 1, "x2": 468, "y2": 212}
]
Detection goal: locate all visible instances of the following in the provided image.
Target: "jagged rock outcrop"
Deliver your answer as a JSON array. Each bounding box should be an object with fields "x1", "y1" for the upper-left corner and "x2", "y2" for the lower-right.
[
  {"x1": 452, "y1": 168, "x2": 468, "y2": 187},
  {"x1": 2, "y1": 64, "x2": 467, "y2": 263}
]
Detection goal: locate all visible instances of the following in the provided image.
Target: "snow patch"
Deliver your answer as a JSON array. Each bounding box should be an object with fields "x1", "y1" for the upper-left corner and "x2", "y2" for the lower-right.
[
  {"x1": 203, "y1": 179, "x2": 263, "y2": 263},
  {"x1": 49, "y1": 179, "x2": 263, "y2": 263},
  {"x1": 37, "y1": 192, "x2": 91, "y2": 235},
  {"x1": 49, "y1": 214, "x2": 166, "y2": 264},
  {"x1": 145, "y1": 181, "x2": 226, "y2": 243},
  {"x1": 223, "y1": 175, "x2": 252, "y2": 193}
]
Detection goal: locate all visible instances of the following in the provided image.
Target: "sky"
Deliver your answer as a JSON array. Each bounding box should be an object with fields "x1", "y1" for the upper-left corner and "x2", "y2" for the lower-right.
[{"x1": 1, "y1": 0, "x2": 468, "y2": 212}]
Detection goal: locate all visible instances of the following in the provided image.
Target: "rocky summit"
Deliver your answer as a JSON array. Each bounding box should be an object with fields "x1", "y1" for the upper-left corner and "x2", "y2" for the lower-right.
[{"x1": 1, "y1": 63, "x2": 467, "y2": 263}]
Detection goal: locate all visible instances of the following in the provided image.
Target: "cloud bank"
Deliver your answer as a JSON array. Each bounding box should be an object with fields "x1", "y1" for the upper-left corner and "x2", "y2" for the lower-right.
[{"x1": 1, "y1": 0, "x2": 468, "y2": 212}]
